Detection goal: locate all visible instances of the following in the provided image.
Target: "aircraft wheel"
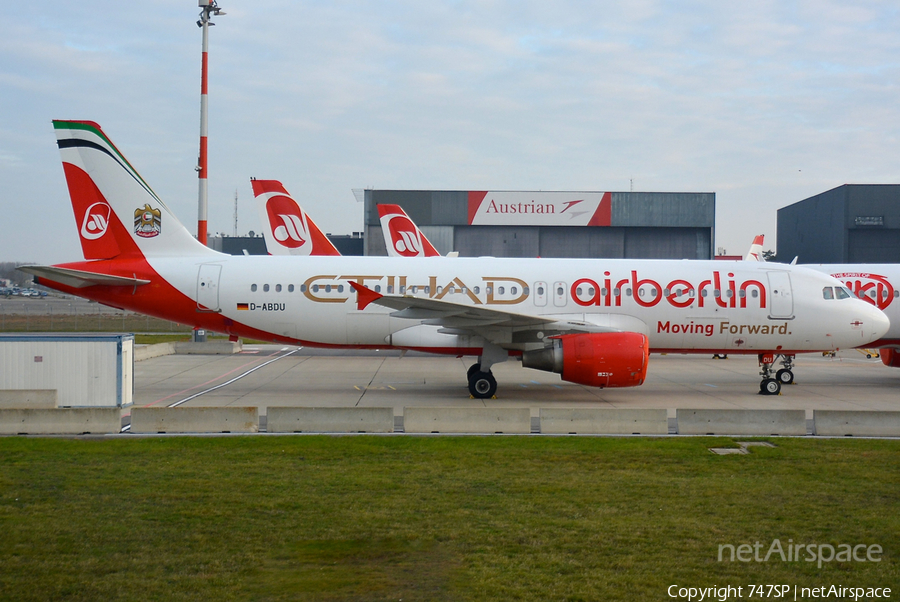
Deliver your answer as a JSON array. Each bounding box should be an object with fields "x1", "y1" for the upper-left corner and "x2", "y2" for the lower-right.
[
  {"x1": 468, "y1": 371, "x2": 497, "y2": 399},
  {"x1": 760, "y1": 378, "x2": 781, "y2": 396},
  {"x1": 776, "y1": 369, "x2": 794, "y2": 385},
  {"x1": 467, "y1": 363, "x2": 481, "y2": 380}
]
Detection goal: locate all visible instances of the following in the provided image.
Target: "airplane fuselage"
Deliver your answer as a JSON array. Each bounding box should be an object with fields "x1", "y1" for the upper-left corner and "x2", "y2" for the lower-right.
[{"x1": 42, "y1": 254, "x2": 885, "y2": 357}]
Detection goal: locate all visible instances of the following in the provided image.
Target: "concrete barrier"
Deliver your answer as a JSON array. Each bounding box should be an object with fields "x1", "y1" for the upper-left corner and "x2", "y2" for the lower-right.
[
  {"x1": 134, "y1": 343, "x2": 176, "y2": 361},
  {"x1": 814, "y1": 411, "x2": 900, "y2": 437},
  {"x1": 0, "y1": 408, "x2": 120, "y2": 434},
  {"x1": 268, "y1": 407, "x2": 394, "y2": 433},
  {"x1": 0, "y1": 389, "x2": 58, "y2": 409},
  {"x1": 404, "y1": 407, "x2": 530, "y2": 434},
  {"x1": 131, "y1": 407, "x2": 258, "y2": 433},
  {"x1": 677, "y1": 409, "x2": 806, "y2": 436},
  {"x1": 173, "y1": 341, "x2": 242, "y2": 355},
  {"x1": 540, "y1": 408, "x2": 667, "y2": 434}
]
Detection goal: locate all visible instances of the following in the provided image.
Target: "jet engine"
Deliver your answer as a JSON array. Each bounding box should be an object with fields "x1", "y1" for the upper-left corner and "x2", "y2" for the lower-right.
[
  {"x1": 522, "y1": 332, "x2": 649, "y2": 388},
  {"x1": 881, "y1": 348, "x2": 900, "y2": 368}
]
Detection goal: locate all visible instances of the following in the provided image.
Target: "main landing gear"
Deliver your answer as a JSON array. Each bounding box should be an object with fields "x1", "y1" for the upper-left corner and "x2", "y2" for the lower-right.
[
  {"x1": 467, "y1": 342, "x2": 506, "y2": 399},
  {"x1": 758, "y1": 353, "x2": 795, "y2": 395},
  {"x1": 467, "y1": 363, "x2": 497, "y2": 399}
]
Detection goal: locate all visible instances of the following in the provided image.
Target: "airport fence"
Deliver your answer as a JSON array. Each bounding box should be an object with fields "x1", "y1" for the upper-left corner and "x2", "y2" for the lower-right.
[{"x1": 0, "y1": 300, "x2": 192, "y2": 334}]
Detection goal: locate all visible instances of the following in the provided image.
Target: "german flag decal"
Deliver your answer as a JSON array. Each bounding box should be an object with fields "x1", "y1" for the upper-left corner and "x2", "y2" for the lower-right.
[{"x1": 237, "y1": 303, "x2": 249, "y2": 311}]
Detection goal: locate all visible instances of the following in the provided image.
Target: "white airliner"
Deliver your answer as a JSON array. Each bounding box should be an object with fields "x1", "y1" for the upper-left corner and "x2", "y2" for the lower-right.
[
  {"x1": 21, "y1": 121, "x2": 890, "y2": 398},
  {"x1": 745, "y1": 235, "x2": 900, "y2": 372},
  {"x1": 250, "y1": 179, "x2": 340, "y2": 256}
]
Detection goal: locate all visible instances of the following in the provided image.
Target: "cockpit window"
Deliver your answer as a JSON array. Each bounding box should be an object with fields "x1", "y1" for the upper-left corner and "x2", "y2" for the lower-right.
[
  {"x1": 822, "y1": 287, "x2": 834, "y2": 300},
  {"x1": 835, "y1": 287, "x2": 851, "y2": 299}
]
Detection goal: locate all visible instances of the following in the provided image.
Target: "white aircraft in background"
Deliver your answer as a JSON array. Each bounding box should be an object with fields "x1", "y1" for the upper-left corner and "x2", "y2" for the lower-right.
[
  {"x1": 21, "y1": 121, "x2": 890, "y2": 398},
  {"x1": 746, "y1": 235, "x2": 900, "y2": 377},
  {"x1": 250, "y1": 179, "x2": 340, "y2": 256},
  {"x1": 252, "y1": 185, "x2": 450, "y2": 260}
]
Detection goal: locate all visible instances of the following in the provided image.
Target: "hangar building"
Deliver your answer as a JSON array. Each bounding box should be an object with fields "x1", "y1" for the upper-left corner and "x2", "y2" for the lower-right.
[
  {"x1": 777, "y1": 184, "x2": 900, "y2": 263},
  {"x1": 363, "y1": 190, "x2": 715, "y2": 259}
]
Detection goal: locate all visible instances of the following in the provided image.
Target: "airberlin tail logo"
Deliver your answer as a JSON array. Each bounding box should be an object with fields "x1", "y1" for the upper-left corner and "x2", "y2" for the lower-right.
[
  {"x1": 266, "y1": 196, "x2": 310, "y2": 250},
  {"x1": 81, "y1": 202, "x2": 111, "y2": 240},
  {"x1": 386, "y1": 215, "x2": 424, "y2": 257}
]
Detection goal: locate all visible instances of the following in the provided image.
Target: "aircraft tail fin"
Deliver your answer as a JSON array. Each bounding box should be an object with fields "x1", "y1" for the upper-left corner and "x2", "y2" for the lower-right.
[
  {"x1": 745, "y1": 234, "x2": 765, "y2": 262},
  {"x1": 377, "y1": 204, "x2": 441, "y2": 257},
  {"x1": 251, "y1": 179, "x2": 341, "y2": 256},
  {"x1": 53, "y1": 120, "x2": 217, "y2": 259}
]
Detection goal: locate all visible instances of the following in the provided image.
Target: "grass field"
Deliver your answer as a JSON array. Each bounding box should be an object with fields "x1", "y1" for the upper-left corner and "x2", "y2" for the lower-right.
[{"x1": 0, "y1": 436, "x2": 896, "y2": 601}]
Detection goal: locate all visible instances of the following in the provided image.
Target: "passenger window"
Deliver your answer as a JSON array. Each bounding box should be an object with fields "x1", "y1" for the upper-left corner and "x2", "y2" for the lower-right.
[
  {"x1": 300, "y1": 284, "x2": 307, "y2": 293},
  {"x1": 338, "y1": 285, "x2": 344, "y2": 293},
  {"x1": 498, "y1": 287, "x2": 505, "y2": 295},
  {"x1": 557, "y1": 287, "x2": 564, "y2": 296},
  {"x1": 288, "y1": 284, "x2": 295, "y2": 293},
  {"x1": 251, "y1": 284, "x2": 257, "y2": 292},
  {"x1": 263, "y1": 284, "x2": 270, "y2": 292},
  {"x1": 275, "y1": 284, "x2": 282, "y2": 292},
  {"x1": 312, "y1": 285, "x2": 319, "y2": 292},
  {"x1": 537, "y1": 286, "x2": 544, "y2": 295},
  {"x1": 511, "y1": 287, "x2": 517, "y2": 295},
  {"x1": 325, "y1": 285, "x2": 332, "y2": 293},
  {"x1": 374, "y1": 285, "x2": 381, "y2": 293}
]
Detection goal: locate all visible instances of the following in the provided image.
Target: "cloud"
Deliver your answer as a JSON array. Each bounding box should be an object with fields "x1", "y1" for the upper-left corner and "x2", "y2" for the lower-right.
[{"x1": 1, "y1": 0, "x2": 899, "y2": 262}]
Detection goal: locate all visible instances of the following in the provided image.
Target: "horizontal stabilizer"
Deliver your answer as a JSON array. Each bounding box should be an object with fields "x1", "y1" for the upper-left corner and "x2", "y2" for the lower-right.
[{"x1": 18, "y1": 265, "x2": 151, "y2": 289}]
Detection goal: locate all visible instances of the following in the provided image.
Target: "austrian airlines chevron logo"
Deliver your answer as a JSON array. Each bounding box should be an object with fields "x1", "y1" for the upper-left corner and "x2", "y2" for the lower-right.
[{"x1": 80, "y1": 202, "x2": 111, "y2": 240}]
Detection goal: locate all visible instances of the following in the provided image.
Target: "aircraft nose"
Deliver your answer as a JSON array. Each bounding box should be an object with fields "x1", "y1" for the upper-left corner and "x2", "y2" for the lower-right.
[{"x1": 861, "y1": 303, "x2": 890, "y2": 344}]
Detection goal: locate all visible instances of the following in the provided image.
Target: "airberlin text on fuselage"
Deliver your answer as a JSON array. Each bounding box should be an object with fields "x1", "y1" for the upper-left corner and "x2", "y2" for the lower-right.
[{"x1": 297, "y1": 270, "x2": 768, "y2": 311}]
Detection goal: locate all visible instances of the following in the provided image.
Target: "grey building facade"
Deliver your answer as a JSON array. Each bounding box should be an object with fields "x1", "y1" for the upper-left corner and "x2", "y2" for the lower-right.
[
  {"x1": 364, "y1": 190, "x2": 715, "y2": 259},
  {"x1": 777, "y1": 185, "x2": 900, "y2": 263}
]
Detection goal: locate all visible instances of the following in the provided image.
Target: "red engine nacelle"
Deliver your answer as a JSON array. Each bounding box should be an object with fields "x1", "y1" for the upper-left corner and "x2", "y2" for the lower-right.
[
  {"x1": 881, "y1": 348, "x2": 900, "y2": 368},
  {"x1": 522, "y1": 332, "x2": 649, "y2": 388}
]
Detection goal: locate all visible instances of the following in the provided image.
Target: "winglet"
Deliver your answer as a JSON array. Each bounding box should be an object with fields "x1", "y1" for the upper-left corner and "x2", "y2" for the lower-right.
[{"x1": 349, "y1": 281, "x2": 383, "y2": 310}]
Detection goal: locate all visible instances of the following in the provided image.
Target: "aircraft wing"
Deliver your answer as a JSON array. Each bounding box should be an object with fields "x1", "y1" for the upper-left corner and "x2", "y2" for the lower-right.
[
  {"x1": 349, "y1": 282, "x2": 632, "y2": 335},
  {"x1": 19, "y1": 265, "x2": 151, "y2": 289}
]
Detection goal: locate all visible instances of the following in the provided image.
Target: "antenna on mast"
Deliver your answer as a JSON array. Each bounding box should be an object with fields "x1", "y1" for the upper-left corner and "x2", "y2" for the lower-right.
[{"x1": 233, "y1": 188, "x2": 238, "y2": 237}]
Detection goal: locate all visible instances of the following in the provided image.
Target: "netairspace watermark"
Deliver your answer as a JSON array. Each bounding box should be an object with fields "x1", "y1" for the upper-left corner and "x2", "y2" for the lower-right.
[
  {"x1": 667, "y1": 584, "x2": 892, "y2": 601},
  {"x1": 718, "y1": 539, "x2": 883, "y2": 569}
]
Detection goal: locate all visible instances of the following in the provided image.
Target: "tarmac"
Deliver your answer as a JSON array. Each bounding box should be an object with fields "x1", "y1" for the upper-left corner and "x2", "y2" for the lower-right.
[{"x1": 132, "y1": 346, "x2": 898, "y2": 419}]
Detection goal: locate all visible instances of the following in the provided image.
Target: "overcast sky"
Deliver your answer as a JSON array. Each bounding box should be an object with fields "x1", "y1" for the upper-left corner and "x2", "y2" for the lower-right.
[{"x1": 1, "y1": 1, "x2": 898, "y2": 264}]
